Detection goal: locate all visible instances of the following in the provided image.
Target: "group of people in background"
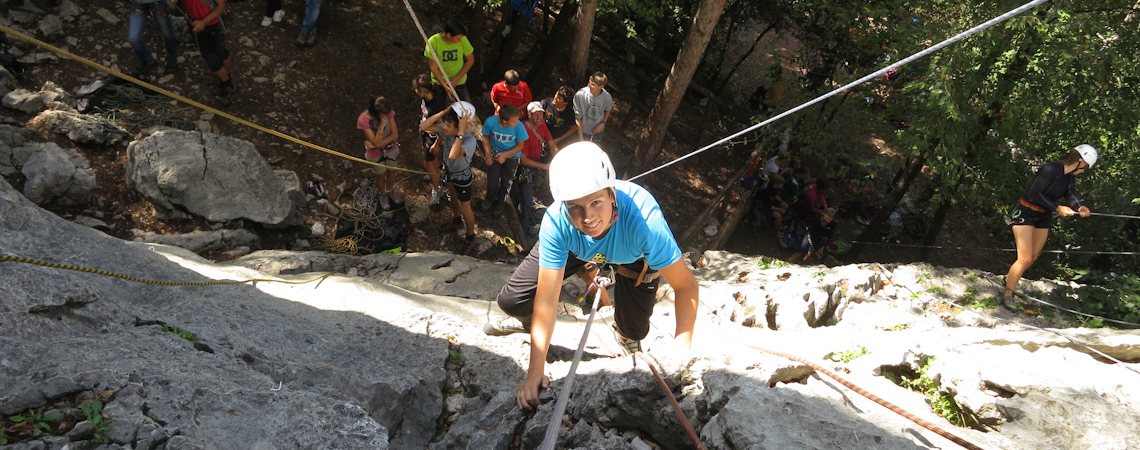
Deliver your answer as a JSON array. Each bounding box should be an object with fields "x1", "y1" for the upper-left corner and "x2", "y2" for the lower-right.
[
  {"x1": 353, "y1": 18, "x2": 617, "y2": 253},
  {"x1": 742, "y1": 150, "x2": 836, "y2": 263}
]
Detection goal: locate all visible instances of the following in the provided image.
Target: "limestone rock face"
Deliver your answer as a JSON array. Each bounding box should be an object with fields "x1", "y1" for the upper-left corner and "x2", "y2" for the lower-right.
[
  {"x1": 2, "y1": 81, "x2": 73, "y2": 114},
  {"x1": 126, "y1": 130, "x2": 302, "y2": 226},
  {"x1": 19, "y1": 142, "x2": 96, "y2": 206},
  {"x1": 30, "y1": 109, "x2": 130, "y2": 146}
]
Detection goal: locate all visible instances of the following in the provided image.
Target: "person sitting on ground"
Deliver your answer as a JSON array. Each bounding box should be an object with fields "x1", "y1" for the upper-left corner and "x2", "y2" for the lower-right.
[
  {"x1": 126, "y1": 0, "x2": 179, "y2": 77},
  {"x1": 480, "y1": 103, "x2": 528, "y2": 213},
  {"x1": 296, "y1": 0, "x2": 322, "y2": 47},
  {"x1": 517, "y1": 101, "x2": 557, "y2": 236},
  {"x1": 413, "y1": 74, "x2": 451, "y2": 209},
  {"x1": 541, "y1": 86, "x2": 579, "y2": 147},
  {"x1": 177, "y1": 0, "x2": 237, "y2": 104},
  {"x1": 573, "y1": 72, "x2": 613, "y2": 144},
  {"x1": 1003, "y1": 144, "x2": 1096, "y2": 302},
  {"x1": 482, "y1": 142, "x2": 699, "y2": 412},
  {"x1": 357, "y1": 96, "x2": 399, "y2": 199},
  {"x1": 799, "y1": 178, "x2": 830, "y2": 219},
  {"x1": 420, "y1": 102, "x2": 481, "y2": 253},
  {"x1": 489, "y1": 69, "x2": 533, "y2": 115},
  {"x1": 785, "y1": 207, "x2": 837, "y2": 263},
  {"x1": 760, "y1": 150, "x2": 790, "y2": 189},
  {"x1": 755, "y1": 174, "x2": 789, "y2": 238},
  {"x1": 782, "y1": 166, "x2": 810, "y2": 206},
  {"x1": 424, "y1": 18, "x2": 475, "y2": 102}
]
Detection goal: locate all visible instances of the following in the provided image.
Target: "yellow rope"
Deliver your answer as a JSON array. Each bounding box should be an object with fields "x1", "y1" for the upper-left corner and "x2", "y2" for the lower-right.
[
  {"x1": 0, "y1": 24, "x2": 427, "y2": 175},
  {"x1": 1, "y1": 254, "x2": 332, "y2": 287}
]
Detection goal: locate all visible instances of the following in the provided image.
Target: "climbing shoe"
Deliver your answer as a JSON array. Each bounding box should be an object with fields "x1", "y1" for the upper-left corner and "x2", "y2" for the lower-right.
[
  {"x1": 612, "y1": 323, "x2": 641, "y2": 355},
  {"x1": 483, "y1": 316, "x2": 530, "y2": 336}
]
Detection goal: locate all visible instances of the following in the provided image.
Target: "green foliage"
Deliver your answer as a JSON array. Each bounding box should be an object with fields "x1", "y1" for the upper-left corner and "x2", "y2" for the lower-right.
[
  {"x1": 80, "y1": 399, "x2": 110, "y2": 445},
  {"x1": 0, "y1": 428, "x2": 6, "y2": 445},
  {"x1": 886, "y1": 357, "x2": 978, "y2": 428},
  {"x1": 888, "y1": 323, "x2": 910, "y2": 331},
  {"x1": 162, "y1": 325, "x2": 197, "y2": 342},
  {"x1": 9, "y1": 408, "x2": 60, "y2": 434},
  {"x1": 927, "y1": 285, "x2": 946, "y2": 295},
  {"x1": 447, "y1": 347, "x2": 464, "y2": 366},
  {"x1": 756, "y1": 258, "x2": 789, "y2": 269},
  {"x1": 828, "y1": 345, "x2": 869, "y2": 363}
]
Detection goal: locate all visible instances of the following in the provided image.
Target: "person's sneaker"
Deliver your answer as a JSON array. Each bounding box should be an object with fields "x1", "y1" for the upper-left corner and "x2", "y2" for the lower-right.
[
  {"x1": 429, "y1": 187, "x2": 443, "y2": 208},
  {"x1": 217, "y1": 80, "x2": 237, "y2": 105},
  {"x1": 273, "y1": 9, "x2": 285, "y2": 22},
  {"x1": 128, "y1": 60, "x2": 156, "y2": 78},
  {"x1": 261, "y1": 16, "x2": 273, "y2": 27},
  {"x1": 483, "y1": 316, "x2": 530, "y2": 336},
  {"x1": 612, "y1": 324, "x2": 641, "y2": 354},
  {"x1": 304, "y1": 31, "x2": 318, "y2": 46}
]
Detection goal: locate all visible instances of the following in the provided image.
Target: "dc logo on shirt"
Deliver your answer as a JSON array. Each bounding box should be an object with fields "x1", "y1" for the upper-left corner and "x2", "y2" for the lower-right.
[{"x1": 441, "y1": 49, "x2": 458, "y2": 62}]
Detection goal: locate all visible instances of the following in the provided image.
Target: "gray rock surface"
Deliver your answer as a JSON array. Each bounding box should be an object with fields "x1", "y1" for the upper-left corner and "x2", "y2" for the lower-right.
[
  {"x1": 2, "y1": 81, "x2": 73, "y2": 114},
  {"x1": 30, "y1": 109, "x2": 130, "y2": 145},
  {"x1": 2, "y1": 180, "x2": 1139, "y2": 450},
  {"x1": 125, "y1": 130, "x2": 301, "y2": 226},
  {"x1": 19, "y1": 142, "x2": 96, "y2": 206},
  {"x1": 133, "y1": 228, "x2": 260, "y2": 254},
  {"x1": 0, "y1": 66, "x2": 17, "y2": 98}
]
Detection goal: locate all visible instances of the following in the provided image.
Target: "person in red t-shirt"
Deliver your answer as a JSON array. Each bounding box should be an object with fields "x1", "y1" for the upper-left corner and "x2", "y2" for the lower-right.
[
  {"x1": 178, "y1": 0, "x2": 237, "y2": 104},
  {"x1": 489, "y1": 69, "x2": 532, "y2": 115},
  {"x1": 516, "y1": 101, "x2": 557, "y2": 236}
]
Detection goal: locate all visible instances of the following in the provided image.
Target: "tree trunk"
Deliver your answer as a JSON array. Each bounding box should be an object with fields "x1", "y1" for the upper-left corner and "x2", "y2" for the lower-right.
[
  {"x1": 847, "y1": 149, "x2": 929, "y2": 259},
  {"x1": 465, "y1": 0, "x2": 490, "y2": 98},
  {"x1": 525, "y1": 0, "x2": 579, "y2": 94},
  {"x1": 678, "y1": 145, "x2": 769, "y2": 247},
  {"x1": 631, "y1": 0, "x2": 730, "y2": 172},
  {"x1": 490, "y1": 13, "x2": 531, "y2": 77},
  {"x1": 568, "y1": 0, "x2": 600, "y2": 85},
  {"x1": 714, "y1": 21, "x2": 777, "y2": 93}
]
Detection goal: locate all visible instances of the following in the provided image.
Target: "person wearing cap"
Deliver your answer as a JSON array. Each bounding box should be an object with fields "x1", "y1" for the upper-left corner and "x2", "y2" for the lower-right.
[
  {"x1": 421, "y1": 102, "x2": 481, "y2": 252},
  {"x1": 489, "y1": 69, "x2": 533, "y2": 115},
  {"x1": 1003, "y1": 144, "x2": 1097, "y2": 301},
  {"x1": 517, "y1": 101, "x2": 558, "y2": 235},
  {"x1": 483, "y1": 142, "x2": 699, "y2": 411}
]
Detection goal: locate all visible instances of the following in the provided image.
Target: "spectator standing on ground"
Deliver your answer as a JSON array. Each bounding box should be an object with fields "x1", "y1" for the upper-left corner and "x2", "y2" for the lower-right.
[
  {"x1": 178, "y1": 0, "x2": 237, "y2": 104},
  {"x1": 480, "y1": 103, "x2": 528, "y2": 213},
  {"x1": 420, "y1": 103, "x2": 481, "y2": 253},
  {"x1": 489, "y1": 69, "x2": 532, "y2": 114},
  {"x1": 296, "y1": 0, "x2": 322, "y2": 47},
  {"x1": 261, "y1": 0, "x2": 284, "y2": 27},
  {"x1": 357, "y1": 96, "x2": 400, "y2": 199},
  {"x1": 482, "y1": 142, "x2": 699, "y2": 412},
  {"x1": 541, "y1": 86, "x2": 578, "y2": 147},
  {"x1": 573, "y1": 72, "x2": 613, "y2": 144},
  {"x1": 517, "y1": 101, "x2": 557, "y2": 236},
  {"x1": 425, "y1": 19, "x2": 475, "y2": 102},
  {"x1": 126, "y1": 0, "x2": 179, "y2": 77},
  {"x1": 413, "y1": 74, "x2": 451, "y2": 209}
]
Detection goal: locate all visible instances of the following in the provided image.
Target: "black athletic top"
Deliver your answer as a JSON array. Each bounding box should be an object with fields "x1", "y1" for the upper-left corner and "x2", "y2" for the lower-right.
[{"x1": 1020, "y1": 161, "x2": 1083, "y2": 211}]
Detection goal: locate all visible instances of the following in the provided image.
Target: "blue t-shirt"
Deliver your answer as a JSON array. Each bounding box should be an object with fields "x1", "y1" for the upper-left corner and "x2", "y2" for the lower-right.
[
  {"x1": 539, "y1": 180, "x2": 682, "y2": 270},
  {"x1": 482, "y1": 116, "x2": 528, "y2": 157}
]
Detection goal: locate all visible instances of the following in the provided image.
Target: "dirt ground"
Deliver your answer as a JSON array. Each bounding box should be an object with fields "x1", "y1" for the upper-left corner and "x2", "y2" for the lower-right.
[{"x1": 5, "y1": 0, "x2": 1011, "y2": 273}]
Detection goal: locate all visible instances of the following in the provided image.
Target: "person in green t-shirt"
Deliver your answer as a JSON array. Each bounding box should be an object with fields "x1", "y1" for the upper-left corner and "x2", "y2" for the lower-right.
[{"x1": 424, "y1": 19, "x2": 475, "y2": 102}]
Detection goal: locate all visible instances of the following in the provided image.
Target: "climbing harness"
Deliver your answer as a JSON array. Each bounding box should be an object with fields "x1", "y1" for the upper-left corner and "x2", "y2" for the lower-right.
[
  {"x1": 0, "y1": 254, "x2": 331, "y2": 287},
  {"x1": 629, "y1": 0, "x2": 1049, "y2": 182},
  {"x1": 0, "y1": 24, "x2": 427, "y2": 176}
]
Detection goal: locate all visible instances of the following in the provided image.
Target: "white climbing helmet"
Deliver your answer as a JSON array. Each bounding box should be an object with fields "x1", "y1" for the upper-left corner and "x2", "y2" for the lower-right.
[
  {"x1": 1075, "y1": 144, "x2": 1098, "y2": 168},
  {"x1": 451, "y1": 101, "x2": 476, "y2": 118},
  {"x1": 549, "y1": 142, "x2": 616, "y2": 202}
]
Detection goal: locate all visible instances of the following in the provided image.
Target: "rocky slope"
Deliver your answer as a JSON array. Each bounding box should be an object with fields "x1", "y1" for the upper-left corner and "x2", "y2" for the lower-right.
[{"x1": 3, "y1": 171, "x2": 1140, "y2": 450}]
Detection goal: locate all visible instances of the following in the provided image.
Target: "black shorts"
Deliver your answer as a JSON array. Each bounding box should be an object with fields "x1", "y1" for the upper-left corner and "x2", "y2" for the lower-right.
[
  {"x1": 448, "y1": 176, "x2": 473, "y2": 202},
  {"x1": 1007, "y1": 203, "x2": 1053, "y2": 229},
  {"x1": 194, "y1": 25, "x2": 230, "y2": 72},
  {"x1": 496, "y1": 244, "x2": 660, "y2": 340}
]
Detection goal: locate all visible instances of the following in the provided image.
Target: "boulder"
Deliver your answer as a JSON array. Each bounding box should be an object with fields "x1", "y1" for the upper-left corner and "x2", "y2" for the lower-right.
[
  {"x1": 0, "y1": 123, "x2": 31, "y2": 176},
  {"x1": 125, "y1": 130, "x2": 301, "y2": 226},
  {"x1": 2, "y1": 81, "x2": 73, "y2": 114},
  {"x1": 19, "y1": 142, "x2": 96, "y2": 206},
  {"x1": 132, "y1": 228, "x2": 260, "y2": 254},
  {"x1": 0, "y1": 66, "x2": 17, "y2": 98},
  {"x1": 30, "y1": 109, "x2": 130, "y2": 145}
]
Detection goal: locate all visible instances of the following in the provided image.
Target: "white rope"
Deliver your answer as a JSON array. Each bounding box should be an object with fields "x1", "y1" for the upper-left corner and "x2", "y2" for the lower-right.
[{"x1": 629, "y1": 0, "x2": 1050, "y2": 182}]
